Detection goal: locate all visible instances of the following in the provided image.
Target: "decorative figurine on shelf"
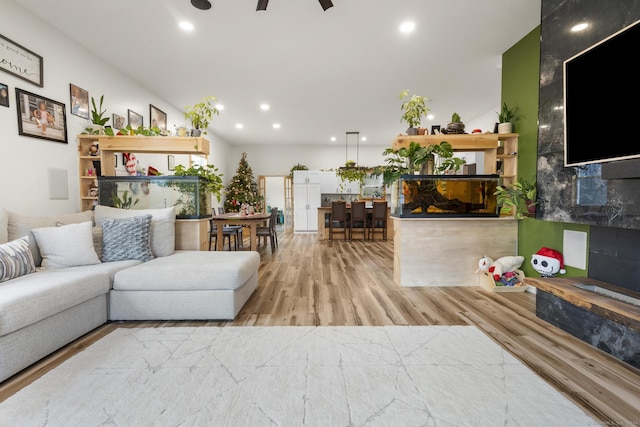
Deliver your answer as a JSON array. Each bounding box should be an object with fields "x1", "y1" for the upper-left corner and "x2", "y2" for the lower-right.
[
  {"x1": 88, "y1": 180, "x2": 98, "y2": 197},
  {"x1": 531, "y1": 247, "x2": 567, "y2": 278},
  {"x1": 88, "y1": 142, "x2": 99, "y2": 156},
  {"x1": 123, "y1": 153, "x2": 137, "y2": 176}
]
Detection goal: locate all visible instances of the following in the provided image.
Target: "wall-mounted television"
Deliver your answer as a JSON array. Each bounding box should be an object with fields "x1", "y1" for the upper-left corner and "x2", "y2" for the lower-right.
[{"x1": 563, "y1": 19, "x2": 640, "y2": 167}]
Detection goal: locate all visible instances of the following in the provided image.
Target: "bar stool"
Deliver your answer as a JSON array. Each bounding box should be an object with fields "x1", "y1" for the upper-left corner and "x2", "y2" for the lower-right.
[
  {"x1": 369, "y1": 201, "x2": 388, "y2": 241},
  {"x1": 349, "y1": 201, "x2": 367, "y2": 241},
  {"x1": 329, "y1": 201, "x2": 348, "y2": 241}
]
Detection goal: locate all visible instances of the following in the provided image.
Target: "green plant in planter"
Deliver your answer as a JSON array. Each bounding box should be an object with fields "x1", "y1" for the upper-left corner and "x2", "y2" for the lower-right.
[
  {"x1": 91, "y1": 95, "x2": 109, "y2": 127},
  {"x1": 171, "y1": 163, "x2": 224, "y2": 217},
  {"x1": 399, "y1": 89, "x2": 430, "y2": 134},
  {"x1": 498, "y1": 102, "x2": 519, "y2": 124},
  {"x1": 494, "y1": 176, "x2": 537, "y2": 219},
  {"x1": 289, "y1": 163, "x2": 309, "y2": 177},
  {"x1": 336, "y1": 165, "x2": 368, "y2": 189},
  {"x1": 183, "y1": 96, "x2": 219, "y2": 136}
]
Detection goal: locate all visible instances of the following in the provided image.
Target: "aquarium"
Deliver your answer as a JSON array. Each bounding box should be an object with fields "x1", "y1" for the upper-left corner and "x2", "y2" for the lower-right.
[
  {"x1": 393, "y1": 174, "x2": 499, "y2": 218},
  {"x1": 97, "y1": 176, "x2": 211, "y2": 219}
]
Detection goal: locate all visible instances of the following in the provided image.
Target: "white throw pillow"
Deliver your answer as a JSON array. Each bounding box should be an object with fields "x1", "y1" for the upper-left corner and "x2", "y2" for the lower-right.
[
  {"x1": 94, "y1": 206, "x2": 176, "y2": 257},
  {"x1": 31, "y1": 221, "x2": 101, "y2": 270}
]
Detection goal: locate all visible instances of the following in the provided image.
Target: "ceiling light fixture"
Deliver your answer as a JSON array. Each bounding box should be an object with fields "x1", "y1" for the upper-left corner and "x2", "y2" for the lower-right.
[
  {"x1": 361, "y1": 137, "x2": 367, "y2": 142},
  {"x1": 179, "y1": 21, "x2": 195, "y2": 32},
  {"x1": 330, "y1": 137, "x2": 336, "y2": 142},
  {"x1": 260, "y1": 104, "x2": 270, "y2": 111},
  {"x1": 256, "y1": 0, "x2": 268, "y2": 11},
  {"x1": 400, "y1": 21, "x2": 415, "y2": 34},
  {"x1": 273, "y1": 123, "x2": 281, "y2": 129},
  {"x1": 235, "y1": 123, "x2": 244, "y2": 129},
  {"x1": 191, "y1": 0, "x2": 212, "y2": 10},
  {"x1": 215, "y1": 104, "x2": 224, "y2": 111},
  {"x1": 319, "y1": 0, "x2": 334, "y2": 11}
]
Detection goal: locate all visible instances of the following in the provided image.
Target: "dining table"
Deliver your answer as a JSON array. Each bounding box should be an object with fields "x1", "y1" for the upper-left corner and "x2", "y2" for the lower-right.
[{"x1": 210, "y1": 211, "x2": 271, "y2": 251}]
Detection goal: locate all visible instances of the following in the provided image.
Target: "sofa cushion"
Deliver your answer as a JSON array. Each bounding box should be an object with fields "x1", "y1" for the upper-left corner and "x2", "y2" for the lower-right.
[
  {"x1": 0, "y1": 208, "x2": 7, "y2": 244},
  {"x1": 94, "y1": 206, "x2": 175, "y2": 257},
  {"x1": 0, "y1": 237, "x2": 36, "y2": 283},
  {"x1": 101, "y1": 215, "x2": 154, "y2": 263},
  {"x1": 52, "y1": 259, "x2": 142, "y2": 285},
  {"x1": 32, "y1": 221, "x2": 101, "y2": 270},
  {"x1": 7, "y1": 210, "x2": 94, "y2": 267},
  {"x1": 0, "y1": 269, "x2": 110, "y2": 336},
  {"x1": 113, "y1": 251, "x2": 260, "y2": 291}
]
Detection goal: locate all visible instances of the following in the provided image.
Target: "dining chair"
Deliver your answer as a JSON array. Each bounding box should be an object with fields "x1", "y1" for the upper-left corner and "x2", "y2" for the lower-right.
[
  {"x1": 349, "y1": 201, "x2": 367, "y2": 241},
  {"x1": 369, "y1": 201, "x2": 388, "y2": 241},
  {"x1": 329, "y1": 201, "x2": 347, "y2": 241},
  {"x1": 217, "y1": 206, "x2": 243, "y2": 248},
  {"x1": 256, "y1": 206, "x2": 278, "y2": 252},
  {"x1": 208, "y1": 218, "x2": 238, "y2": 251}
]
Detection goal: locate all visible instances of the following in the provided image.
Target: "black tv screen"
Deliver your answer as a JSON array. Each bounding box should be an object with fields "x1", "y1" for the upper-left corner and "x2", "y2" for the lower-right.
[{"x1": 563, "y1": 19, "x2": 640, "y2": 167}]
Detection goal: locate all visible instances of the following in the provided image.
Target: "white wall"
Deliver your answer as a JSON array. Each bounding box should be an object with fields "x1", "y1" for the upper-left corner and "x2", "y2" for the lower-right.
[{"x1": 0, "y1": 1, "x2": 231, "y2": 215}]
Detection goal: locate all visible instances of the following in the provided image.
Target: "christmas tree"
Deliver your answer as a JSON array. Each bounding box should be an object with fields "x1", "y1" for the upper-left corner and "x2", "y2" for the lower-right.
[{"x1": 224, "y1": 152, "x2": 262, "y2": 212}]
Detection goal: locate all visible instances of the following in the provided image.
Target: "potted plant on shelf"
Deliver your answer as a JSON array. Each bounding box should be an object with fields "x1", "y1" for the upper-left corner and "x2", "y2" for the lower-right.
[
  {"x1": 443, "y1": 112, "x2": 465, "y2": 134},
  {"x1": 494, "y1": 176, "x2": 537, "y2": 218},
  {"x1": 497, "y1": 102, "x2": 519, "y2": 134},
  {"x1": 289, "y1": 163, "x2": 309, "y2": 178},
  {"x1": 183, "y1": 96, "x2": 219, "y2": 137},
  {"x1": 87, "y1": 95, "x2": 109, "y2": 135},
  {"x1": 399, "y1": 89, "x2": 430, "y2": 136},
  {"x1": 169, "y1": 163, "x2": 224, "y2": 217}
]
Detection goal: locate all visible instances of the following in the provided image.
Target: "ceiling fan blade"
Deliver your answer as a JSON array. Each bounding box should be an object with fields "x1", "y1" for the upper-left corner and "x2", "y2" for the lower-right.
[
  {"x1": 191, "y1": 0, "x2": 212, "y2": 10},
  {"x1": 318, "y1": 0, "x2": 333, "y2": 11},
  {"x1": 257, "y1": 0, "x2": 269, "y2": 11}
]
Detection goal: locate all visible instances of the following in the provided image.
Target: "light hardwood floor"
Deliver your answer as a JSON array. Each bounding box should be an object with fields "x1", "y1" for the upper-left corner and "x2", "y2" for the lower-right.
[{"x1": 1, "y1": 232, "x2": 639, "y2": 424}]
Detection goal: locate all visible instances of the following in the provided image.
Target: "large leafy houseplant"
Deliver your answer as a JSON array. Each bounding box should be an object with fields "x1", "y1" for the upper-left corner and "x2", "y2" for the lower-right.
[
  {"x1": 170, "y1": 163, "x2": 224, "y2": 217},
  {"x1": 399, "y1": 90, "x2": 430, "y2": 135},
  {"x1": 494, "y1": 176, "x2": 537, "y2": 218},
  {"x1": 183, "y1": 96, "x2": 219, "y2": 136}
]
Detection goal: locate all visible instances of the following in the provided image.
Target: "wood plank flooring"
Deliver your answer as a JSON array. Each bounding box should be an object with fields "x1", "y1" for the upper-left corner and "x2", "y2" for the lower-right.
[{"x1": 1, "y1": 232, "x2": 639, "y2": 424}]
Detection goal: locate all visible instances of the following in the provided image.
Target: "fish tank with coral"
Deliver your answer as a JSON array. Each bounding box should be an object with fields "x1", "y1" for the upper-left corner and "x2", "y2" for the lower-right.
[
  {"x1": 392, "y1": 174, "x2": 499, "y2": 218},
  {"x1": 97, "y1": 176, "x2": 211, "y2": 219}
]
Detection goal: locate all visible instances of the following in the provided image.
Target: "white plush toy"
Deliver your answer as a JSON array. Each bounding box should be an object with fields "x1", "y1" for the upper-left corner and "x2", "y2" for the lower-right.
[
  {"x1": 475, "y1": 255, "x2": 493, "y2": 274},
  {"x1": 487, "y1": 255, "x2": 525, "y2": 281}
]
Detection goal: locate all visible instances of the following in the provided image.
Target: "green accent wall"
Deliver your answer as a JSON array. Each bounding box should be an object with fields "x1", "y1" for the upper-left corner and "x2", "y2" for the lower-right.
[{"x1": 502, "y1": 26, "x2": 590, "y2": 279}]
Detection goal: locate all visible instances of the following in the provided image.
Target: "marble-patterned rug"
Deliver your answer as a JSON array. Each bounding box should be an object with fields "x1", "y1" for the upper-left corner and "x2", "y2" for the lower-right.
[{"x1": 0, "y1": 326, "x2": 593, "y2": 426}]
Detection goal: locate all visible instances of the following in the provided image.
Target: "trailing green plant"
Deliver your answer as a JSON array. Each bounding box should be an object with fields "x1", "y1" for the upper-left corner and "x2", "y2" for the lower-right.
[
  {"x1": 172, "y1": 163, "x2": 224, "y2": 202},
  {"x1": 167, "y1": 163, "x2": 224, "y2": 217},
  {"x1": 116, "y1": 125, "x2": 162, "y2": 136},
  {"x1": 90, "y1": 95, "x2": 109, "y2": 126},
  {"x1": 493, "y1": 176, "x2": 537, "y2": 219},
  {"x1": 110, "y1": 189, "x2": 139, "y2": 209},
  {"x1": 336, "y1": 166, "x2": 368, "y2": 186},
  {"x1": 183, "y1": 96, "x2": 219, "y2": 134},
  {"x1": 497, "y1": 102, "x2": 519, "y2": 123},
  {"x1": 399, "y1": 89, "x2": 430, "y2": 129},
  {"x1": 289, "y1": 163, "x2": 309, "y2": 177}
]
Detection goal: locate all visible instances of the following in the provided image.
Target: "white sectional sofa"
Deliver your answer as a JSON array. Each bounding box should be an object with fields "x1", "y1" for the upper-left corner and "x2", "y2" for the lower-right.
[{"x1": 0, "y1": 206, "x2": 259, "y2": 383}]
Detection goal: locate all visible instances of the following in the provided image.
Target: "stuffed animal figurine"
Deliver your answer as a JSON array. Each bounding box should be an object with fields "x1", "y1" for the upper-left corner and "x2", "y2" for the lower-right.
[
  {"x1": 488, "y1": 255, "x2": 525, "y2": 281},
  {"x1": 531, "y1": 247, "x2": 566, "y2": 277},
  {"x1": 475, "y1": 255, "x2": 493, "y2": 274}
]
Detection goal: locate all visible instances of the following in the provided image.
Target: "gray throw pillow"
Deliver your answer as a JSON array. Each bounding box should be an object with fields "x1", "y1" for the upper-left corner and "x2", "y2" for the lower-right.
[
  {"x1": 0, "y1": 236, "x2": 36, "y2": 283},
  {"x1": 101, "y1": 215, "x2": 154, "y2": 263}
]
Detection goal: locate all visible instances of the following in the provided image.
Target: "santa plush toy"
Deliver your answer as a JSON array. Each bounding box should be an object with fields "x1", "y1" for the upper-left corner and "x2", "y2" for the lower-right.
[{"x1": 531, "y1": 247, "x2": 566, "y2": 278}]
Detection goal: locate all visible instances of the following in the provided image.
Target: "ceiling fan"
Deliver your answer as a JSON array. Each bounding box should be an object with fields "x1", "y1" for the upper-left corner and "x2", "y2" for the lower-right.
[{"x1": 190, "y1": 0, "x2": 334, "y2": 12}]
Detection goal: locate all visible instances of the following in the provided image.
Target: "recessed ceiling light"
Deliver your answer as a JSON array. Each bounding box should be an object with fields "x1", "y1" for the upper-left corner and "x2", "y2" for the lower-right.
[
  {"x1": 361, "y1": 136, "x2": 367, "y2": 141},
  {"x1": 272, "y1": 123, "x2": 281, "y2": 129},
  {"x1": 215, "y1": 104, "x2": 224, "y2": 111},
  {"x1": 571, "y1": 22, "x2": 589, "y2": 32},
  {"x1": 427, "y1": 114, "x2": 434, "y2": 120},
  {"x1": 260, "y1": 104, "x2": 270, "y2": 111},
  {"x1": 235, "y1": 123, "x2": 244, "y2": 129},
  {"x1": 179, "y1": 21, "x2": 194, "y2": 32},
  {"x1": 330, "y1": 137, "x2": 336, "y2": 142},
  {"x1": 399, "y1": 21, "x2": 415, "y2": 34}
]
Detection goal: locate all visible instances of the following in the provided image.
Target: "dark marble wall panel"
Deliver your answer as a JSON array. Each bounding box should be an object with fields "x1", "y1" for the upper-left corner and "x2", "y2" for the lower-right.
[
  {"x1": 538, "y1": 0, "x2": 640, "y2": 229},
  {"x1": 589, "y1": 226, "x2": 640, "y2": 292}
]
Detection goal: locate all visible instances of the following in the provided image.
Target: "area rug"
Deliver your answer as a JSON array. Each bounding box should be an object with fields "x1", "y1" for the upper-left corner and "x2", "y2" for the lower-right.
[{"x1": 0, "y1": 326, "x2": 593, "y2": 426}]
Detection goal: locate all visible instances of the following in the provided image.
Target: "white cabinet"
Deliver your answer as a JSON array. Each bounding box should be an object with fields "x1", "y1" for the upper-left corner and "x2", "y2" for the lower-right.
[
  {"x1": 293, "y1": 170, "x2": 321, "y2": 232},
  {"x1": 320, "y1": 171, "x2": 340, "y2": 194}
]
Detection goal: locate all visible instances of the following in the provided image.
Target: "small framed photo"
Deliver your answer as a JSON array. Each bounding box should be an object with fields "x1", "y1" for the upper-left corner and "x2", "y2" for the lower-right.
[
  {"x1": 168, "y1": 155, "x2": 175, "y2": 171},
  {"x1": 112, "y1": 113, "x2": 126, "y2": 130},
  {"x1": 150, "y1": 104, "x2": 167, "y2": 131},
  {"x1": 15, "y1": 88, "x2": 67, "y2": 144},
  {"x1": 0, "y1": 83, "x2": 8, "y2": 107},
  {"x1": 128, "y1": 109, "x2": 143, "y2": 128},
  {"x1": 431, "y1": 125, "x2": 441, "y2": 135},
  {"x1": 69, "y1": 84, "x2": 89, "y2": 119}
]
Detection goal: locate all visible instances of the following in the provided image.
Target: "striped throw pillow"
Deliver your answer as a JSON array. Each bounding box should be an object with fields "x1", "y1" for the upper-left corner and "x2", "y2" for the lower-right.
[{"x1": 0, "y1": 236, "x2": 36, "y2": 283}]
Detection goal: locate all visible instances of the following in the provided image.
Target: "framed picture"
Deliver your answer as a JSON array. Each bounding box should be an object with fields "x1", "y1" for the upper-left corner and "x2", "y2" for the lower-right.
[
  {"x1": 0, "y1": 34, "x2": 43, "y2": 87},
  {"x1": 431, "y1": 125, "x2": 441, "y2": 135},
  {"x1": 112, "y1": 113, "x2": 126, "y2": 130},
  {"x1": 150, "y1": 104, "x2": 167, "y2": 131},
  {"x1": 15, "y1": 88, "x2": 67, "y2": 144},
  {"x1": 128, "y1": 109, "x2": 143, "y2": 128},
  {"x1": 168, "y1": 155, "x2": 175, "y2": 171},
  {"x1": 69, "y1": 84, "x2": 89, "y2": 119},
  {"x1": 0, "y1": 83, "x2": 8, "y2": 108}
]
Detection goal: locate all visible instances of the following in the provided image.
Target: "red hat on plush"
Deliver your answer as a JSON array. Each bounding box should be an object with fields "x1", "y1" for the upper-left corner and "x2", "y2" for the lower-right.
[{"x1": 532, "y1": 247, "x2": 566, "y2": 276}]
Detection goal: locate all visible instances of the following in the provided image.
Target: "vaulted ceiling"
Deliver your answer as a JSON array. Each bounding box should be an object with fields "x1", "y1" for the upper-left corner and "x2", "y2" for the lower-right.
[{"x1": 15, "y1": 0, "x2": 541, "y2": 146}]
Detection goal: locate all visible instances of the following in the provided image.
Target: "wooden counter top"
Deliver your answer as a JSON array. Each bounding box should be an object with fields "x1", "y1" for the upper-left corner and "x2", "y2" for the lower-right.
[{"x1": 524, "y1": 276, "x2": 640, "y2": 331}]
